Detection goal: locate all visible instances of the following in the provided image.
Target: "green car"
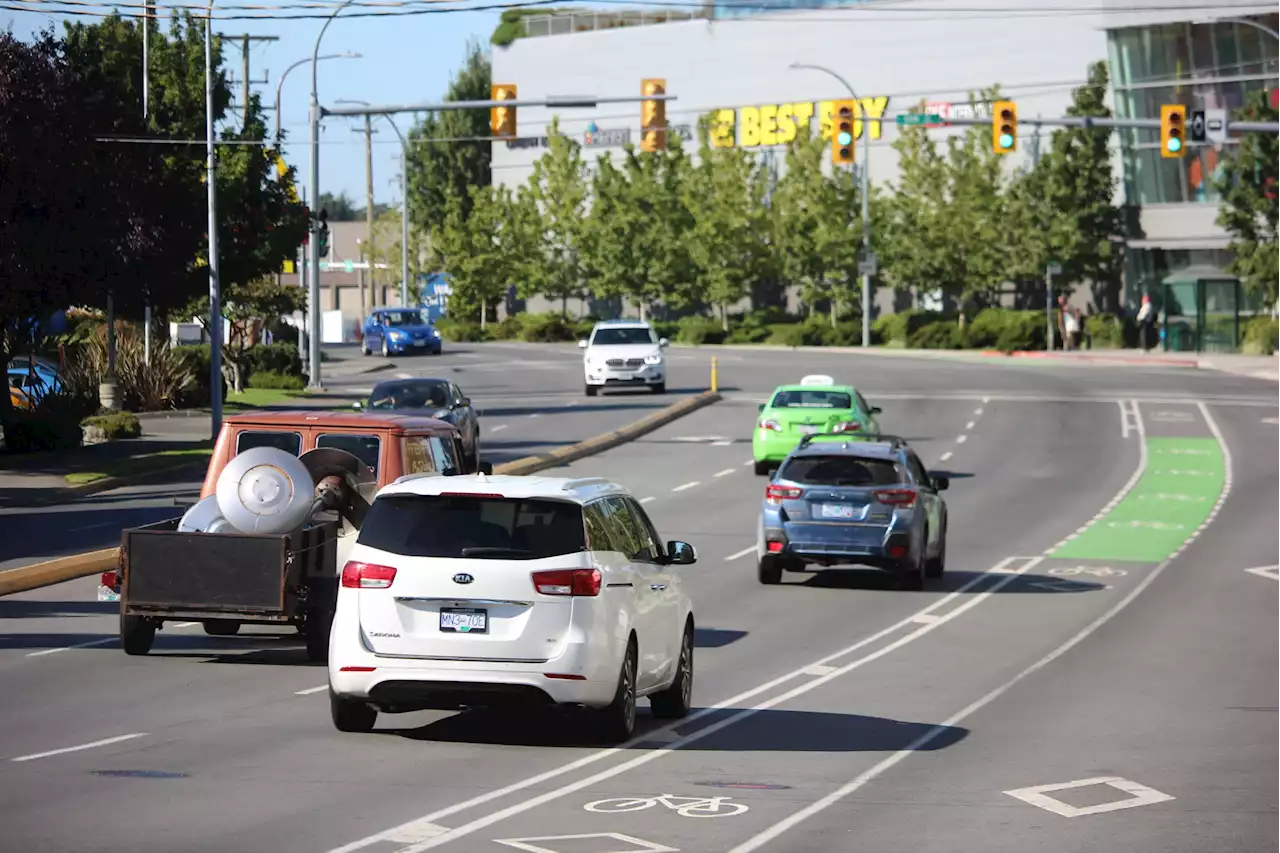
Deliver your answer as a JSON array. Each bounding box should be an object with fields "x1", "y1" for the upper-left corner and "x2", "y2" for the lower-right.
[{"x1": 752, "y1": 374, "x2": 883, "y2": 475}]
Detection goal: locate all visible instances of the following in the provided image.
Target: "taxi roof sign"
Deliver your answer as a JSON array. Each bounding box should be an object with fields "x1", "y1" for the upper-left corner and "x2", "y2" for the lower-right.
[{"x1": 800, "y1": 374, "x2": 835, "y2": 386}]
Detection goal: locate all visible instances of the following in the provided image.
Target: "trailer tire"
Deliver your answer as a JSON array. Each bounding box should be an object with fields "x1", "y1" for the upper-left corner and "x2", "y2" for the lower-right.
[
  {"x1": 202, "y1": 619, "x2": 241, "y2": 636},
  {"x1": 121, "y1": 614, "x2": 156, "y2": 656}
]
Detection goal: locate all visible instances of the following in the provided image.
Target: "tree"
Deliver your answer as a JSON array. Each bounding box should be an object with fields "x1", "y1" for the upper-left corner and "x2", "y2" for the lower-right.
[
  {"x1": 406, "y1": 40, "x2": 491, "y2": 238},
  {"x1": 1007, "y1": 62, "x2": 1123, "y2": 310},
  {"x1": 1215, "y1": 88, "x2": 1278, "y2": 310},
  {"x1": 879, "y1": 112, "x2": 954, "y2": 307},
  {"x1": 520, "y1": 121, "x2": 590, "y2": 316},
  {"x1": 369, "y1": 206, "x2": 431, "y2": 300},
  {"x1": 433, "y1": 186, "x2": 519, "y2": 327},
  {"x1": 319, "y1": 191, "x2": 359, "y2": 220},
  {"x1": 942, "y1": 97, "x2": 1012, "y2": 310}
]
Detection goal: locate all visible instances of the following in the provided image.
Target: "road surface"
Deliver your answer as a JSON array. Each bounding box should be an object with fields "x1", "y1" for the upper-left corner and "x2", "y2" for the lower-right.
[{"x1": 0, "y1": 343, "x2": 1274, "y2": 853}]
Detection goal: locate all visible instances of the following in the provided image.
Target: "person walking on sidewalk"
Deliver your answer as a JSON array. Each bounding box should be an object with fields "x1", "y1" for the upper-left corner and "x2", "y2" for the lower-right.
[
  {"x1": 1063, "y1": 305, "x2": 1080, "y2": 351},
  {"x1": 1137, "y1": 294, "x2": 1156, "y2": 352}
]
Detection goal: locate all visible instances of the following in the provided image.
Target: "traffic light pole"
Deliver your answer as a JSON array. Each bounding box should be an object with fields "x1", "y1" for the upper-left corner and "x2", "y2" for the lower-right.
[{"x1": 907, "y1": 114, "x2": 1278, "y2": 133}]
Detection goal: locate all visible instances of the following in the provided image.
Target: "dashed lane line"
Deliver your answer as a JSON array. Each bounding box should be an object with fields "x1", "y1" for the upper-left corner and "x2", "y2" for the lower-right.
[
  {"x1": 639, "y1": 497, "x2": 656, "y2": 504},
  {"x1": 26, "y1": 621, "x2": 199, "y2": 658},
  {"x1": 489, "y1": 424, "x2": 509, "y2": 433},
  {"x1": 671, "y1": 481, "x2": 701, "y2": 493},
  {"x1": 714, "y1": 468, "x2": 737, "y2": 478},
  {"x1": 956, "y1": 435, "x2": 967, "y2": 444},
  {"x1": 11, "y1": 733, "x2": 147, "y2": 763},
  {"x1": 295, "y1": 685, "x2": 329, "y2": 696},
  {"x1": 939, "y1": 451, "x2": 953, "y2": 463},
  {"x1": 965, "y1": 421, "x2": 975, "y2": 430},
  {"x1": 724, "y1": 546, "x2": 756, "y2": 562}
]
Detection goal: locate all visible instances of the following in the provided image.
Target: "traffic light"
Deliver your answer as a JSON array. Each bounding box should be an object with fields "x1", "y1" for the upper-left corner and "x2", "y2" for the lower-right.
[
  {"x1": 640, "y1": 78, "x2": 667, "y2": 153},
  {"x1": 490, "y1": 84, "x2": 517, "y2": 140},
  {"x1": 317, "y1": 208, "x2": 330, "y2": 258},
  {"x1": 832, "y1": 100, "x2": 856, "y2": 166},
  {"x1": 1161, "y1": 104, "x2": 1186, "y2": 158},
  {"x1": 992, "y1": 100, "x2": 1017, "y2": 154}
]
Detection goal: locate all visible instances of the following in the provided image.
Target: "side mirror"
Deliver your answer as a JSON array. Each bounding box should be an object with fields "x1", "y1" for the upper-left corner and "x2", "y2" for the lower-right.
[
  {"x1": 577, "y1": 339, "x2": 588, "y2": 349},
  {"x1": 933, "y1": 475, "x2": 950, "y2": 491},
  {"x1": 870, "y1": 406, "x2": 882, "y2": 414},
  {"x1": 757, "y1": 403, "x2": 766, "y2": 413},
  {"x1": 666, "y1": 540, "x2": 696, "y2": 565},
  {"x1": 477, "y1": 460, "x2": 494, "y2": 476},
  {"x1": 351, "y1": 401, "x2": 364, "y2": 410},
  {"x1": 457, "y1": 397, "x2": 471, "y2": 407},
  {"x1": 658, "y1": 337, "x2": 670, "y2": 348}
]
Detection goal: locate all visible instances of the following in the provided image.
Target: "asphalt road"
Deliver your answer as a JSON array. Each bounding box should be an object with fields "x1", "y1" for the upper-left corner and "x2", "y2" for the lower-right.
[{"x1": 0, "y1": 344, "x2": 1275, "y2": 853}]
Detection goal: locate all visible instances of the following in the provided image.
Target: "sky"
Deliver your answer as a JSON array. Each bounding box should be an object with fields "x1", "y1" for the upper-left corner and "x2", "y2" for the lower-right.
[{"x1": 3, "y1": 3, "x2": 499, "y2": 206}]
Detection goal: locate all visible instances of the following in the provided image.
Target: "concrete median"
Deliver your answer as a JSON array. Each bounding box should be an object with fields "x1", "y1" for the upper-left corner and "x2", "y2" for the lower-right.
[{"x1": 0, "y1": 390, "x2": 722, "y2": 597}]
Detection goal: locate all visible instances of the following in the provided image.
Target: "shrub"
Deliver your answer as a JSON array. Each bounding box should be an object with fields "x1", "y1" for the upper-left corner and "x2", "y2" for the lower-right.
[
  {"x1": 1242, "y1": 316, "x2": 1279, "y2": 355},
  {"x1": 571, "y1": 318, "x2": 597, "y2": 340},
  {"x1": 963, "y1": 308, "x2": 1013, "y2": 349},
  {"x1": 992, "y1": 310, "x2": 1047, "y2": 353},
  {"x1": 726, "y1": 323, "x2": 771, "y2": 344},
  {"x1": 491, "y1": 316, "x2": 523, "y2": 340},
  {"x1": 908, "y1": 321, "x2": 964, "y2": 349},
  {"x1": 675, "y1": 316, "x2": 726, "y2": 345},
  {"x1": 64, "y1": 321, "x2": 195, "y2": 412},
  {"x1": 436, "y1": 319, "x2": 489, "y2": 342},
  {"x1": 873, "y1": 309, "x2": 944, "y2": 347},
  {"x1": 247, "y1": 370, "x2": 307, "y2": 390},
  {"x1": 771, "y1": 319, "x2": 829, "y2": 348},
  {"x1": 519, "y1": 313, "x2": 577, "y2": 343},
  {"x1": 1085, "y1": 313, "x2": 1126, "y2": 349},
  {"x1": 82, "y1": 411, "x2": 142, "y2": 440},
  {"x1": 650, "y1": 320, "x2": 679, "y2": 341},
  {"x1": 2, "y1": 391, "x2": 89, "y2": 453}
]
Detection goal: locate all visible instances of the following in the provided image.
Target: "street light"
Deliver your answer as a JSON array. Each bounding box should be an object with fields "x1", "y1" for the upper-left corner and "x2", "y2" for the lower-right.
[
  {"x1": 790, "y1": 61, "x2": 873, "y2": 348},
  {"x1": 205, "y1": 0, "x2": 223, "y2": 438},
  {"x1": 335, "y1": 99, "x2": 413, "y2": 310},
  {"x1": 276, "y1": 52, "x2": 360, "y2": 139},
  {"x1": 307, "y1": 0, "x2": 360, "y2": 390}
]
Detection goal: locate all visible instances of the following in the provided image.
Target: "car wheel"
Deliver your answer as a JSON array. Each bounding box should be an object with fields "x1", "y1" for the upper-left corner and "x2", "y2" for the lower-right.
[
  {"x1": 585, "y1": 384, "x2": 599, "y2": 397},
  {"x1": 753, "y1": 460, "x2": 771, "y2": 476},
  {"x1": 595, "y1": 638, "x2": 637, "y2": 743},
  {"x1": 202, "y1": 619, "x2": 240, "y2": 637},
  {"x1": 650, "y1": 621, "x2": 693, "y2": 719},
  {"x1": 925, "y1": 527, "x2": 946, "y2": 579},
  {"x1": 381, "y1": 339, "x2": 390, "y2": 358},
  {"x1": 651, "y1": 382, "x2": 666, "y2": 394},
  {"x1": 121, "y1": 614, "x2": 156, "y2": 656},
  {"x1": 329, "y1": 689, "x2": 377, "y2": 733},
  {"x1": 360, "y1": 339, "x2": 371, "y2": 356},
  {"x1": 758, "y1": 555, "x2": 783, "y2": 585},
  {"x1": 898, "y1": 553, "x2": 925, "y2": 591}
]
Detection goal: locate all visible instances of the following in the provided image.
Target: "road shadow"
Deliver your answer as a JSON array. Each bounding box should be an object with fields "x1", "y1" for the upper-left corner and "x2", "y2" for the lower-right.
[
  {"x1": 0, "y1": 600, "x2": 118, "y2": 619},
  {"x1": 785, "y1": 569, "x2": 1104, "y2": 594},
  {"x1": 0, "y1": 630, "x2": 306, "y2": 653},
  {"x1": 694, "y1": 627, "x2": 748, "y2": 648},
  {"x1": 930, "y1": 470, "x2": 975, "y2": 481},
  {"x1": 0, "y1": 504, "x2": 183, "y2": 563},
  {"x1": 386, "y1": 706, "x2": 967, "y2": 752}
]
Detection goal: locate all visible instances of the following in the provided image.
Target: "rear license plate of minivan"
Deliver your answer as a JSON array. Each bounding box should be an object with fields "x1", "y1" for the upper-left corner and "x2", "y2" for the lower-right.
[{"x1": 440, "y1": 608, "x2": 488, "y2": 634}]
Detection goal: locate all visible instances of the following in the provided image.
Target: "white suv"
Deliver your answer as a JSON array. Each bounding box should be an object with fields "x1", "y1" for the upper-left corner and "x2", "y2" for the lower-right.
[
  {"x1": 579, "y1": 320, "x2": 669, "y2": 397},
  {"x1": 328, "y1": 472, "x2": 697, "y2": 742}
]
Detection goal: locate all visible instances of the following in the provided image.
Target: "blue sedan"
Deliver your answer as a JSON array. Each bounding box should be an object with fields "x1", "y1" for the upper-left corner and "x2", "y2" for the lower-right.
[
  {"x1": 7, "y1": 358, "x2": 63, "y2": 403},
  {"x1": 755, "y1": 434, "x2": 949, "y2": 590},
  {"x1": 360, "y1": 308, "x2": 443, "y2": 357}
]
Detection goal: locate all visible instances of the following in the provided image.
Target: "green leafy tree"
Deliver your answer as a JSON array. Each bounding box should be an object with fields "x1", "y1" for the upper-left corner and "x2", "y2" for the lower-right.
[
  {"x1": 582, "y1": 155, "x2": 650, "y2": 315},
  {"x1": 406, "y1": 40, "x2": 491, "y2": 238},
  {"x1": 943, "y1": 97, "x2": 1012, "y2": 310},
  {"x1": 520, "y1": 121, "x2": 590, "y2": 316},
  {"x1": 1007, "y1": 62, "x2": 1123, "y2": 310},
  {"x1": 319, "y1": 191, "x2": 359, "y2": 220},
  {"x1": 879, "y1": 111, "x2": 954, "y2": 308},
  {"x1": 369, "y1": 206, "x2": 431, "y2": 300},
  {"x1": 1215, "y1": 88, "x2": 1278, "y2": 310},
  {"x1": 434, "y1": 185, "x2": 519, "y2": 327}
]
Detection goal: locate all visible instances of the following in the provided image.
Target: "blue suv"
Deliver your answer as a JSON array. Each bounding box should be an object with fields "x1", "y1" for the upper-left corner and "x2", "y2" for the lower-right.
[
  {"x1": 756, "y1": 434, "x2": 949, "y2": 590},
  {"x1": 361, "y1": 308, "x2": 443, "y2": 357}
]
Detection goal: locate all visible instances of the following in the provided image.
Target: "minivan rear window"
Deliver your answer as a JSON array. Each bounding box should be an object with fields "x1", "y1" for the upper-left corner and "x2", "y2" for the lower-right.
[
  {"x1": 357, "y1": 495, "x2": 586, "y2": 560},
  {"x1": 780, "y1": 455, "x2": 902, "y2": 487},
  {"x1": 236, "y1": 430, "x2": 302, "y2": 456}
]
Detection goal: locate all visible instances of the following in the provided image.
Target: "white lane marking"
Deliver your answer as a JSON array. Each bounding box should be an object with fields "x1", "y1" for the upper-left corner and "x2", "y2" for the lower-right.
[
  {"x1": 1118, "y1": 399, "x2": 1131, "y2": 439},
  {"x1": 724, "y1": 547, "x2": 756, "y2": 562},
  {"x1": 910, "y1": 613, "x2": 942, "y2": 624},
  {"x1": 26, "y1": 620, "x2": 200, "y2": 657},
  {"x1": 743, "y1": 459, "x2": 755, "y2": 466},
  {"x1": 711, "y1": 440, "x2": 732, "y2": 447},
  {"x1": 982, "y1": 396, "x2": 990, "y2": 403},
  {"x1": 729, "y1": 406, "x2": 1233, "y2": 853},
  {"x1": 395, "y1": 372, "x2": 414, "y2": 380},
  {"x1": 639, "y1": 497, "x2": 655, "y2": 504},
  {"x1": 295, "y1": 685, "x2": 329, "y2": 695},
  {"x1": 1263, "y1": 416, "x2": 1279, "y2": 425},
  {"x1": 352, "y1": 557, "x2": 1040, "y2": 853},
  {"x1": 385, "y1": 819, "x2": 452, "y2": 844},
  {"x1": 671, "y1": 481, "x2": 700, "y2": 493},
  {"x1": 713, "y1": 468, "x2": 736, "y2": 478},
  {"x1": 11, "y1": 733, "x2": 147, "y2": 763},
  {"x1": 495, "y1": 834, "x2": 677, "y2": 853},
  {"x1": 528, "y1": 413, "x2": 540, "y2": 419},
  {"x1": 965, "y1": 421, "x2": 975, "y2": 430},
  {"x1": 938, "y1": 451, "x2": 953, "y2": 463},
  {"x1": 955, "y1": 435, "x2": 967, "y2": 444},
  {"x1": 1004, "y1": 776, "x2": 1175, "y2": 818},
  {"x1": 489, "y1": 424, "x2": 509, "y2": 433},
  {"x1": 801, "y1": 665, "x2": 837, "y2": 676},
  {"x1": 1244, "y1": 565, "x2": 1280, "y2": 581},
  {"x1": 974, "y1": 407, "x2": 984, "y2": 416}
]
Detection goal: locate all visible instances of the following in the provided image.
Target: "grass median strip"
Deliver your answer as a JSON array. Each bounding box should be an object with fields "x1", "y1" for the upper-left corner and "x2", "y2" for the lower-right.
[
  {"x1": 1052, "y1": 437, "x2": 1225, "y2": 563},
  {"x1": 64, "y1": 444, "x2": 214, "y2": 486}
]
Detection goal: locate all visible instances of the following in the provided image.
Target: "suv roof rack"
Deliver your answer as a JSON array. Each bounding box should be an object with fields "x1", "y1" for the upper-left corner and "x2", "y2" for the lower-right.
[{"x1": 797, "y1": 433, "x2": 910, "y2": 450}]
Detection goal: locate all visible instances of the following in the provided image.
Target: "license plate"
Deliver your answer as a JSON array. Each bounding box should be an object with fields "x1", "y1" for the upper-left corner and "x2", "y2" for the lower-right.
[
  {"x1": 440, "y1": 608, "x2": 487, "y2": 634},
  {"x1": 614, "y1": 373, "x2": 634, "y2": 380},
  {"x1": 97, "y1": 585, "x2": 120, "y2": 602},
  {"x1": 797, "y1": 424, "x2": 821, "y2": 434},
  {"x1": 819, "y1": 503, "x2": 857, "y2": 519},
  {"x1": 413, "y1": 339, "x2": 427, "y2": 347}
]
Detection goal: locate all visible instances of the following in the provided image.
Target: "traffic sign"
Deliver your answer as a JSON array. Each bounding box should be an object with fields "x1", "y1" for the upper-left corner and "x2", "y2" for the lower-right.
[
  {"x1": 1204, "y1": 108, "x2": 1227, "y2": 145},
  {"x1": 897, "y1": 114, "x2": 942, "y2": 126},
  {"x1": 1189, "y1": 109, "x2": 1207, "y2": 143},
  {"x1": 343, "y1": 259, "x2": 354, "y2": 273},
  {"x1": 858, "y1": 253, "x2": 878, "y2": 276},
  {"x1": 1047, "y1": 262, "x2": 1062, "y2": 275}
]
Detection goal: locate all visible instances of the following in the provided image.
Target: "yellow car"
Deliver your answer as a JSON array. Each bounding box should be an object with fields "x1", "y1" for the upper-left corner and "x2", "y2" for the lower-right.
[{"x1": 9, "y1": 384, "x2": 32, "y2": 410}]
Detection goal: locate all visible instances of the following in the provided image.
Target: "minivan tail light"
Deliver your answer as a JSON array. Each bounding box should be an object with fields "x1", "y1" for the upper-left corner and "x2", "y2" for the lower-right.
[
  {"x1": 765, "y1": 484, "x2": 803, "y2": 505},
  {"x1": 341, "y1": 561, "x2": 398, "y2": 589},
  {"x1": 875, "y1": 489, "x2": 917, "y2": 507},
  {"x1": 531, "y1": 568, "x2": 602, "y2": 597}
]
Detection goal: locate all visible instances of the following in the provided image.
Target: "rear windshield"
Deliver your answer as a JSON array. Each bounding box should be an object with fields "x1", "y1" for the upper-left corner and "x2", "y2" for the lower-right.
[
  {"x1": 780, "y1": 455, "x2": 902, "y2": 487},
  {"x1": 772, "y1": 390, "x2": 852, "y2": 409},
  {"x1": 236, "y1": 430, "x2": 302, "y2": 456},
  {"x1": 317, "y1": 433, "x2": 381, "y2": 470},
  {"x1": 357, "y1": 495, "x2": 587, "y2": 560}
]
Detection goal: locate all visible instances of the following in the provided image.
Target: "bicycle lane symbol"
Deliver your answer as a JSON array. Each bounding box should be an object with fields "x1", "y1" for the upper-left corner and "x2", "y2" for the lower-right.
[{"x1": 584, "y1": 794, "x2": 750, "y2": 818}]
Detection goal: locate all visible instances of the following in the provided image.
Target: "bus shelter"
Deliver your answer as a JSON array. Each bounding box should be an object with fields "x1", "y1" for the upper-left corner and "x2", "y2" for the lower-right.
[{"x1": 1159, "y1": 265, "x2": 1247, "y2": 353}]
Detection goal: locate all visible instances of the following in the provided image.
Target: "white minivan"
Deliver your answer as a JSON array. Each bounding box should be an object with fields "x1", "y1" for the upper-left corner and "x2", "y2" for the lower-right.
[{"x1": 328, "y1": 472, "x2": 697, "y2": 742}]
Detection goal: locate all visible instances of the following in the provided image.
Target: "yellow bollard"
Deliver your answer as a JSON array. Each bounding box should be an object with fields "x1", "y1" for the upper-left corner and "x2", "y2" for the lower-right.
[{"x1": 710, "y1": 356, "x2": 719, "y2": 393}]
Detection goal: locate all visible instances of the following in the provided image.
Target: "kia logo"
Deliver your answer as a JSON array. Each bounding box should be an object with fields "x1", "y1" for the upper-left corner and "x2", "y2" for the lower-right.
[{"x1": 453, "y1": 573, "x2": 474, "y2": 584}]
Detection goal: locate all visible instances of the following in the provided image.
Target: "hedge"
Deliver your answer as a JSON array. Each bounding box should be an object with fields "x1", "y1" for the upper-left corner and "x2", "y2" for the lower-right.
[
  {"x1": 82, "y1": 411, "x2": 143, "y2": 440},
  {"x1": 1242, "y1": 316, "x2": 1279, "y2": 355}
]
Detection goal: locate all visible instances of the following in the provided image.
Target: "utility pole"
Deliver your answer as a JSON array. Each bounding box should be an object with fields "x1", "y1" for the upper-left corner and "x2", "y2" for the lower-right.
[
  {"x1": 232, "y1": 34, "x2": 279, "y2": 128},
  {"x1": 142, "y1": 0, "x2": 153, "y2": 367},
  {"x1": 361, "y1": 115, "x2": 377, "y2": 314}
]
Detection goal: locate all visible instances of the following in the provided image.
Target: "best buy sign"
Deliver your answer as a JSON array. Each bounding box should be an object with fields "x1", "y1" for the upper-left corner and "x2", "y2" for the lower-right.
[{"x1": 708, "y1": 96, "x2": 890, "y2": 149}]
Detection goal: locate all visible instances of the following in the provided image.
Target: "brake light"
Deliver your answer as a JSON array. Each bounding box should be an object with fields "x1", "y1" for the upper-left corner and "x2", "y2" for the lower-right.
[
  {"x1": 832, "y1": 421, "x2": 861, "y2": 433},
  {"x1": 765, "y1": 484, "x2": 803, "y2": 505},
  {"x1": 758, "y1": 419, "x2": 782, "y2": 433},
  {"x1": 531, "y1": 568, "x2": 602, "y2": 597},
  {"x1": 100, "y1": 570, "x2": 118, "y2": 588},
  {"x1": 766, "y1": 541, "x2": 784, "y2": 553},
  {"x1": 888, "y1": 543, "x2": 908, "y2": 559},
  {"x1": 341, "y1": 561, "x2": 398, "y2": 589},
  {"x1": 875, "y1": 489, "x2": 917, "y2": 507}
]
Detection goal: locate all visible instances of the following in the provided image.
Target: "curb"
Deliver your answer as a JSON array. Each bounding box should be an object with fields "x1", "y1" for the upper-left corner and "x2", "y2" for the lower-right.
[
  {"x1": 492, "y1": 390, "x2": 723, "y2": 477},
  {"x1": 0, "y1": 391, "x2": 722, "y2": 597},
  {"x1": 0, "y1": 548, "x2": 120, "y2": 597},
  {"x1": 979, "y1": 349, "x2": 1201, "y2": 367},
  {"x1": 0, "y1": 459, "x2": 209, "y2": 509}
]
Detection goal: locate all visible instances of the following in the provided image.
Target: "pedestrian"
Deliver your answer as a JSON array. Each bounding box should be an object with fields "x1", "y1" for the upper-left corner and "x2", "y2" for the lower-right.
[
  {"x1": 1137, "y1": 294, "x2": 1156, "y2": 352},
  {"x1": 1063, "y1": 304, "x2": 1080, "y2": 351},
  {"x1": 1056, "y1": 296, "x2": 1069, "y2": 350}
]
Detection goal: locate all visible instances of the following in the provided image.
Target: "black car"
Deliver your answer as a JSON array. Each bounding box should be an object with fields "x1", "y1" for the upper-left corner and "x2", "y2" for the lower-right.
[{"x1": 358, "y1": 378, "x2": 481, "y2": 469}]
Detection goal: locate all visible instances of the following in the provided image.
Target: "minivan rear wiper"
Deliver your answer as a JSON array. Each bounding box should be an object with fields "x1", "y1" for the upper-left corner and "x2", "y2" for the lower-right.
[{"x1": 459, "y1": 547, "x2": 534, "y2": 558}]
